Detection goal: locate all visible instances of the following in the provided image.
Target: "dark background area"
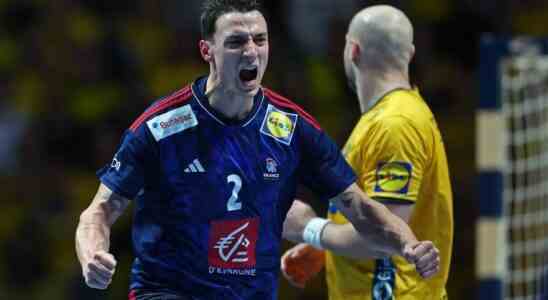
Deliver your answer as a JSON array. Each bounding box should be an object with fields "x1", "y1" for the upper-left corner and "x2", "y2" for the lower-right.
[{"x1": 0, "y1": 0, "x2": 547, "y2": 299}]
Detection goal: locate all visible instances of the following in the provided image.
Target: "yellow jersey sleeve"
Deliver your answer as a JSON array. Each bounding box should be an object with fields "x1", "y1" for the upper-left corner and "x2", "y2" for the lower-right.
[{"x1": 360, "y1": 116, "x2": 428, "y2": 203}]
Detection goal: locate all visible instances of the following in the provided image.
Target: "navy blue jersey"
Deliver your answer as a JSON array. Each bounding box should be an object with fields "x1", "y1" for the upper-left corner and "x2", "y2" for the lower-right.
[{"x1": 98, "y1": 77, "x2": 356, "y2": 299}]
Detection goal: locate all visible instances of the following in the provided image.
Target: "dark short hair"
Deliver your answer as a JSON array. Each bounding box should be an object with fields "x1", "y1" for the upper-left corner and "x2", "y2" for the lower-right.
[{"x1": 201, "y1": 0, "x2": 262, "y2": 40}]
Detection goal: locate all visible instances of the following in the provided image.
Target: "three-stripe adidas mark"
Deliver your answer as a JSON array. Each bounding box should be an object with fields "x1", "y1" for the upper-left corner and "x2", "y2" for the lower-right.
[{"x1": 184, "y1": 159, "x2": 205, "y2": 173}]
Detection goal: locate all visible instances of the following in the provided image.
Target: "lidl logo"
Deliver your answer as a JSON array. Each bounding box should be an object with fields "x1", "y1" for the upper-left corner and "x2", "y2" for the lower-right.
[
  {"x1": 267, "y1": 112, "x2": 293, "y2": 138},
  {"x1": 260, "y1": 104, "x2": 298, "y2": 145},
  {"x1": 374, "y1": 162, "x2": 412, "y2": 194}
]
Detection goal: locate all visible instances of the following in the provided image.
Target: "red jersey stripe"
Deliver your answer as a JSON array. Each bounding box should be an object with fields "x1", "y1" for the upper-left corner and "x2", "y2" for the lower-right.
[
  {"x1": 129, "y1": 86, "x2": 191, "y2": 131},
  {"x1": 130, "y1": 86, "x2": 193, "y2": 131},
  {"x1": 128, "y1": 290, "x2": 137, "y2": 300},
  {"x1": 264, "y1": 89, "x2": 322, "y2": 131}
]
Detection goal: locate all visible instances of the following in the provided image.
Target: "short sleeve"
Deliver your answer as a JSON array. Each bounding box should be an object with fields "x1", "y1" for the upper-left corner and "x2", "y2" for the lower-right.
[
  {"x1": 299, "y1": 125, "x2": 356, "y2": 200},
  {"x1": 97, "y1": 127, "x2": 154, "y2": 199},
  {"x1": 361, "y1": 116, "x2": 428, "y2": 203}
]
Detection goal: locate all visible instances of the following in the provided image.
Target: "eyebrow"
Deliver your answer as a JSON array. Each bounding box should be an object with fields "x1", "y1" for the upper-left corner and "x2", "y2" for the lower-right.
[{"x1": 226, "y1": 31, "x2": 268, "y2": 39}]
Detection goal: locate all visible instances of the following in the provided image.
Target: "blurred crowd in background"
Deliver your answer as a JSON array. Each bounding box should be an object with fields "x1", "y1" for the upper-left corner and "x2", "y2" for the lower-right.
[{"x1": 1, "y1": 0, "x2": 548, "y2": 299}]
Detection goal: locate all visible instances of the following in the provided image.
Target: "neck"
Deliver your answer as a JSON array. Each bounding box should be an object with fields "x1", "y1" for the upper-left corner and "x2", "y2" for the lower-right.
[
  {"x1": 356, "y1": 69, "x2": 411, "y2": 113},
  {"x1": 205, "y1": 75, "x2": 255, "y2": 120}
]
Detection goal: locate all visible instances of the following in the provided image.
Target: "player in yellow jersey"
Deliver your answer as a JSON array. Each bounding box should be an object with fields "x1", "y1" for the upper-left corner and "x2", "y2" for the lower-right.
[{"x1": 281, "y1": 5, "x2": 453, "y2": 300}]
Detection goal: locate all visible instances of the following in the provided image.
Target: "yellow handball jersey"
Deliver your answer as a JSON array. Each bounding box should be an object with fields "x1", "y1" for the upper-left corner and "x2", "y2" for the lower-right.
[{"x1": 326, "y1": 89, "x2": 453, "y2": 300}]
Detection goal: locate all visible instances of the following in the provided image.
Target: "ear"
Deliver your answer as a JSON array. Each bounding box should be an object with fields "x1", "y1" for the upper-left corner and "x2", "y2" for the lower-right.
[
  {"x1": 199, "y1": 40, "x2": 213, "y2": 62},
  {"x1": 350, "y1": 41, "x2": 361, "y2": 64}
]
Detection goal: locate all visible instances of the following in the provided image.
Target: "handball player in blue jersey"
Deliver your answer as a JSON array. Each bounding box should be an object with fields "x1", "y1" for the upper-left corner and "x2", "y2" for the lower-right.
[{"x1": 75, "y1": 1, "x2": 439, "y2": 299}]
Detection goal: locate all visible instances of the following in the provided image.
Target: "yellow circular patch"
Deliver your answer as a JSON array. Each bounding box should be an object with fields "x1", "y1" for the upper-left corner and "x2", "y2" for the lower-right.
[
  {"x1": 267, "y1": 112, "x2": 293, "y2": 138},
  {"x1": 377, "y1": 163, "x2": 411, "y2": 192}
]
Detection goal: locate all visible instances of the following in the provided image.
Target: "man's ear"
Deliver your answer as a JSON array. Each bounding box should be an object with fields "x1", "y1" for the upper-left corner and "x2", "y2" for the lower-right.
[
  {"x1": 199, "y1": 40, "x2": 213, "y2": 62},
  {"x1": 350, "y1": 41, "x2": 361, "y2": 65}
]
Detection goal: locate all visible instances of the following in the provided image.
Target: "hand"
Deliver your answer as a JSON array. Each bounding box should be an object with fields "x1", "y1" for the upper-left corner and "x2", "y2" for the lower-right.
[
  {"x1": 283, "y1": 200, "x2": 317, "y2": 243},
  {"x1": 402, "y1": 241, "x2": 440, "y2": 279},
  {"x1": 81, "y1": 250, "x2": 117, "y2": 289},
  {"x1": 281, "y1": 243, "x2": 325, "y2": 288}
]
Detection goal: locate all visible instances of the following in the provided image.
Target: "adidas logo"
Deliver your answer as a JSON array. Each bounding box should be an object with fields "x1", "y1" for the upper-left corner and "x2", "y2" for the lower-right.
[{"x1": 184, "y1": 159, "x2": 205, "y2": 173}]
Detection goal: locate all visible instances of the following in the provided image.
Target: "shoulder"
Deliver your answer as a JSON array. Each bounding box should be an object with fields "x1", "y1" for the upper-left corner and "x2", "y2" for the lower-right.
[
  {"x1": 262, "y1": 88, "x2": 322, "y2": 131},
  {"x1": 378, "y1": 89, "x2": 434, "y2": 128},
  {"x1": 129, "y1": 85, "x2": 195, "y2": 133}
]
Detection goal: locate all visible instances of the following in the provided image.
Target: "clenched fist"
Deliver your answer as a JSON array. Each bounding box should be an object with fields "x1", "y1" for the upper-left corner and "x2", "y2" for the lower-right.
[
  {"x1": 82, "y1": 250, "x2": 117, "y2": 289},
  {"x1": 402, "y1": 241, "x2": 440, "y2": 278},
  {"x1": 280, "y1": 243, "x2": 325, "y2": 288}
]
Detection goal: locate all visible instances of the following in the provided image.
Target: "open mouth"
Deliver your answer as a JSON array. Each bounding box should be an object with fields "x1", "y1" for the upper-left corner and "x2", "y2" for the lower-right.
[{"x1": 239, "y1": 67, "x2": 258, "y2": 83}]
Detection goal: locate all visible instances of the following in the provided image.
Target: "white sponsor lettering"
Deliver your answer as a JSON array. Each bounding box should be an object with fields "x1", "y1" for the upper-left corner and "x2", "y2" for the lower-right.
[
  {"x1": 209, "y1": 267, "x2": 257, "y2": 276},
  {"x1": 146, "y1": 105, "x2": 198, "y2": 141}
]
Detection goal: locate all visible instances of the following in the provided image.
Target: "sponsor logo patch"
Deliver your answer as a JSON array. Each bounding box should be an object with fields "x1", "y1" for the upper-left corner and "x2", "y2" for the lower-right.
[
  {"x1": 372, "y1": 258, "x2": 396, "y2": 300},
  {"x1": 260, "y1": 104, "x2": 298, "y2": 145},
  {"x1": 146, "y1": 105, "x2": 198, "y2": 141},
  {"x1": 374, "y1": 162, "x2": 412, "y2": 194},
  {"x1": 208, "y1": 218, "x2": 259, "y2": 275}
]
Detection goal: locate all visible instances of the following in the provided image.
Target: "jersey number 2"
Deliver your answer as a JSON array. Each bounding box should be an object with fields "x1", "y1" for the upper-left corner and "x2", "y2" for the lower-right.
[{"x1": 227, "y1": 174, "x2": 242, "y2": 211}]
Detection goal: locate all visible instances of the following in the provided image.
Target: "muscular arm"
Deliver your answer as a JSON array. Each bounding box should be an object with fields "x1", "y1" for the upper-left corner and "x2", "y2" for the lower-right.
[
  {"x1": 283, "y1": 192, "x2": 414, "y2": 259},
  {"x1": 321, "y1": 197, "x2": 413, "y2": 259},
  {"x1": 328, "y1": 183, "x2": 417, "y2": 257},
  {"x1": 75, "y1": 183, "x2": 130, "y2": 289},
  {"x1": 281, "y1": 195, "x2": 434, "y2": 287},
  {"x1": 281, "y1": 192, "x2": 438, "y2": 287}
]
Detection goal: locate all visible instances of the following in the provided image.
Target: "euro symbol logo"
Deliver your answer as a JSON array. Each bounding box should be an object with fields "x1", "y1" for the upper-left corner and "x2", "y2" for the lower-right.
[{"x1": 214, "y1": 222, "x2": 251, "y2": 263}]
